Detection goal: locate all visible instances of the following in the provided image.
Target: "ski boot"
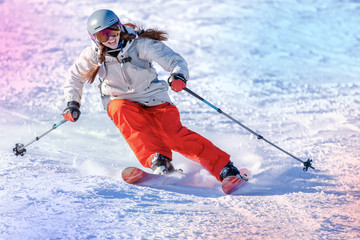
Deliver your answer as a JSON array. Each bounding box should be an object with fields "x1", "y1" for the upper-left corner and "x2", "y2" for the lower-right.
[
  {"x1": 151, "y1": 153, "x2": 175, "y2": 175},
  {"x1": 220, "y1": 161, "x2": 241, "y2": 181}
]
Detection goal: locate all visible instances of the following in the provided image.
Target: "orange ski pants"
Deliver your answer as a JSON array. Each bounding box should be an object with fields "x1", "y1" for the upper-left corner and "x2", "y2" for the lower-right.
[{"x1": 107, "y1": 99, "x2": 230, "y2": 181}]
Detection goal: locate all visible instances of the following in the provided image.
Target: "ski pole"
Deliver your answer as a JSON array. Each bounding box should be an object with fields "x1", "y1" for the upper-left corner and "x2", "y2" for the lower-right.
[
  {"x1": 183, "y1": 87, "x2": 314, "y2": 171},
  {"x1": 13, "y1": 119, "x2": 68, "y2": 156}
]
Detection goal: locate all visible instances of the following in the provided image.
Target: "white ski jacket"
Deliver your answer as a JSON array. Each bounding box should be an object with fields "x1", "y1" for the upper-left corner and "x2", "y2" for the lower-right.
[{"x1": 64, "y1": 26, "x2": 189, "y2": 109}]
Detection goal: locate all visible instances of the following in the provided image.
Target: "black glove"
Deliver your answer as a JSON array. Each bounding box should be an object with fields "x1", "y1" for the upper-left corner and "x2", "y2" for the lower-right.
[
  {"x1": 168, "y1": 73, "x2": 187, "y2": 92},
  {"x1": 62, "y1": 101, "x2": 81, "y2": 122}
]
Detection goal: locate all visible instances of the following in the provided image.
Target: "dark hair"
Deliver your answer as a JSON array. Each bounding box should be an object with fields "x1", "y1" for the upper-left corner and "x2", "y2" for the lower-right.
[{"x1": 81, "y1": 27, "x2": 168, "y2": 84}]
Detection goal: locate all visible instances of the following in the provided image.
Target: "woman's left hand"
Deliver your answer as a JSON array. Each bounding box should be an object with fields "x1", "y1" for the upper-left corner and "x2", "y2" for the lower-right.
[{"x1": 168, "y1": 73, "x2": 187, "y2": 92}]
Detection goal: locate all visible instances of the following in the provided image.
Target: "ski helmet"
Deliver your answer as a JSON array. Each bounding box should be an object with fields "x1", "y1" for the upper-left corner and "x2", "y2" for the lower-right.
[{"x1": 87, "y1": 9, "x2": 121, "y2": 39}]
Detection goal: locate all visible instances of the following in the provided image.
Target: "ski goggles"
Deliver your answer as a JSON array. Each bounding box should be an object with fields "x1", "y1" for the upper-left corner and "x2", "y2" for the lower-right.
[{"x1": 94, "y1": 23, "x2": 121, "y2": 43}]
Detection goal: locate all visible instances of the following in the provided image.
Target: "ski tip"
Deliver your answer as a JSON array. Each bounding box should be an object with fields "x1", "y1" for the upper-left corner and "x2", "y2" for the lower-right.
[
  {"x1": 222, "y1": 176, "x2": 246, "y2": 194},
  {"x1": 122, "y1": 167, "x2": 147, "y2": 184}
]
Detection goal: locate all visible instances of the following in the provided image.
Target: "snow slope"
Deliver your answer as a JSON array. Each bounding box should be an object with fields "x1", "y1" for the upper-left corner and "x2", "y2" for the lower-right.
[{"x1": 1, "y1": 0, "x2": 360, "y2": 239}]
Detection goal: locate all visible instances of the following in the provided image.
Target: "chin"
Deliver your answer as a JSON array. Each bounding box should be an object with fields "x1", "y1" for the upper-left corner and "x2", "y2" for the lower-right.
[{"x1": 107, "y1": 43, "x2": 118, "y2": 49}]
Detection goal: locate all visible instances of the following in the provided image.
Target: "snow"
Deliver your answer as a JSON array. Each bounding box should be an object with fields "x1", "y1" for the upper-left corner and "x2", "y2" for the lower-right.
[{"x1": 1, "y1": 0, "x2": 360, "y2": 239}]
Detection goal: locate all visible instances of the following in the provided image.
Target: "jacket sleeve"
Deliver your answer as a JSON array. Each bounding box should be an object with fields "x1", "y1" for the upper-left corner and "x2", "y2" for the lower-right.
[
  {"x1": 136, "y1": 38, "x2": 189, "y2": 80},
  {"x1": 64, "y1": 46, "x2": 97, "y2": 104}
]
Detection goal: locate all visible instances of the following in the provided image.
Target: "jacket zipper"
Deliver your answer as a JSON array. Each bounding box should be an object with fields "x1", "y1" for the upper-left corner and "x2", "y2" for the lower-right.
[{"x1": 116, "y1": 58, "x2": 132, "y2": 90}]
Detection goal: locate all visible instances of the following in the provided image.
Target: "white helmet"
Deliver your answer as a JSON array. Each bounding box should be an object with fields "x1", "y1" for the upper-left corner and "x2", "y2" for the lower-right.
[{"x1": 87, "y1": 9, "x2": 121, "y2": 36}]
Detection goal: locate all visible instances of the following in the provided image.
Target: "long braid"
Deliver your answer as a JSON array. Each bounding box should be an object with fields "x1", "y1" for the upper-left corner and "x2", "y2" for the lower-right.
[
  {"x1": 98, "y1": 43, "x2": 107, "y2": 65},
  {"x1": 81, "y1": 44, "x2": 107, "y2": 84}
]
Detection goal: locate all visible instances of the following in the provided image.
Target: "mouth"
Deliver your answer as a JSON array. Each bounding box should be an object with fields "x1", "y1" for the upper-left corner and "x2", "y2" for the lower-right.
[{"x1": 108, "y1": 38, "x2": 117, "y2": 45}]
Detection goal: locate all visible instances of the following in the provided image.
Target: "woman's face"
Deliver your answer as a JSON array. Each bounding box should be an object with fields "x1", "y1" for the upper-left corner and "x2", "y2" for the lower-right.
[
  {"x1": 101, "y1": 33, "x2": 120, "y2": 49},
  {"x1": 95, "y1": 24, "x2": 121, "y2": 49}
]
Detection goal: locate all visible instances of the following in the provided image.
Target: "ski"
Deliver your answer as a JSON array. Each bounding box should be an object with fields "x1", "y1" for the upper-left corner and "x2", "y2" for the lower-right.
[
  {"x1": 121, "y1": 167, "x2": 184, "y2": 186},
  {"x1": 122, "y1": 167, "x2": 161, "y2": 184},
  {"x1": 122, "y1": 166, "x2": 250, "y2": 195},
  {"x1": 221, "y1": 168, "x2": 250, "y2": 195}
]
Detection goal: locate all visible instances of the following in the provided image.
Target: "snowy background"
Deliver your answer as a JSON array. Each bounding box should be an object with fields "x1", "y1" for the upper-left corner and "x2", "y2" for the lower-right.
[{"x1": 1, "y1": 0, "x2": 360, "y2": 239}]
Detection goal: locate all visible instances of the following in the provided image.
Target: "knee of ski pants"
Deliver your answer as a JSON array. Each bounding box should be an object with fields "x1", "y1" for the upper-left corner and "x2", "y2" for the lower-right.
[{"x1": 149, "y1": 104, "x2": 231, "y2": 181}]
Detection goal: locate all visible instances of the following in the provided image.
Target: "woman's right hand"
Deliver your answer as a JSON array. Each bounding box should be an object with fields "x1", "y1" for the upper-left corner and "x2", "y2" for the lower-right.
[{"x1": 62, "y1": 101, "x2": 81, "y2": 122}]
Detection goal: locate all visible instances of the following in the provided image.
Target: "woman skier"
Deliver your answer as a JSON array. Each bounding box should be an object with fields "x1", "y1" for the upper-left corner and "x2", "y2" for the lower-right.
[{"x1": 63, "y1": 9, "x2": 241, "y2": 182}]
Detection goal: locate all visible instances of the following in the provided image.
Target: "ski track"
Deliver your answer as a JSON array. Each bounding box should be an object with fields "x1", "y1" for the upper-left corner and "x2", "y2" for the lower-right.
[{"x1": 1, "y1": 0, "x2": 360, "y2": 239}]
